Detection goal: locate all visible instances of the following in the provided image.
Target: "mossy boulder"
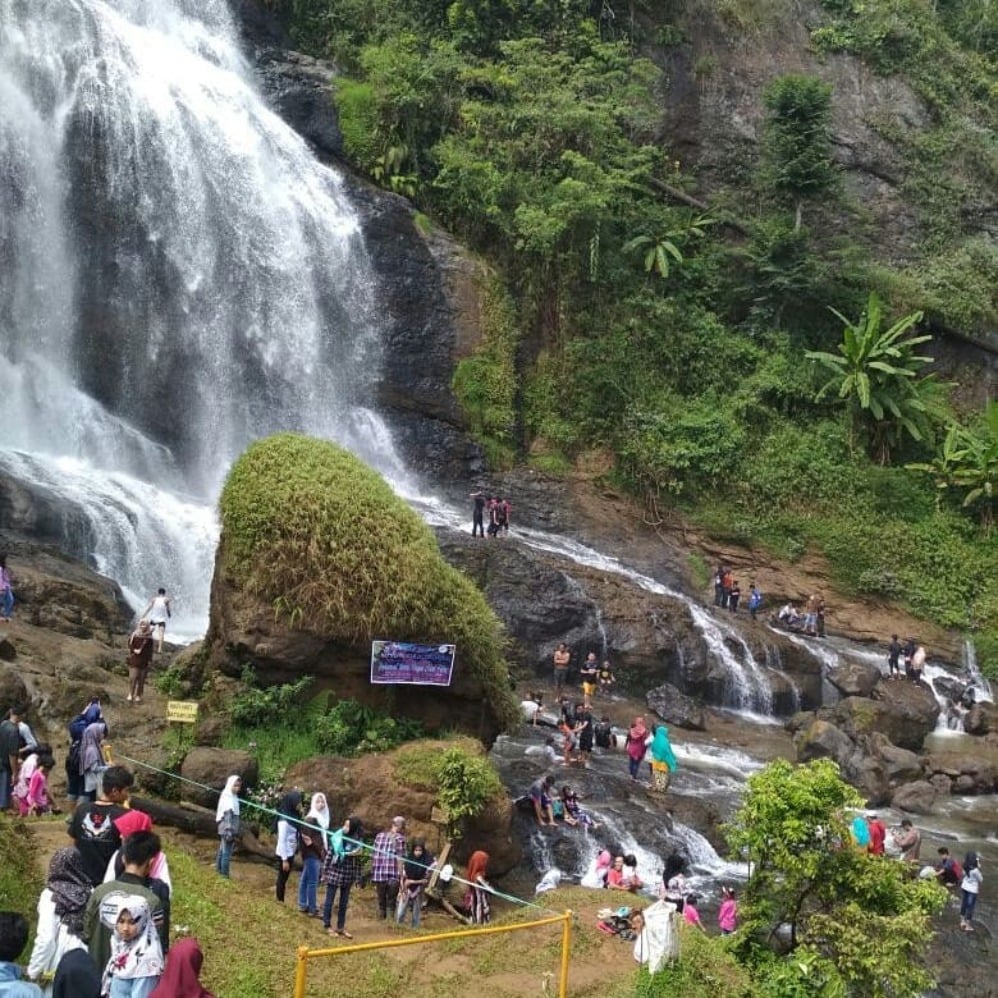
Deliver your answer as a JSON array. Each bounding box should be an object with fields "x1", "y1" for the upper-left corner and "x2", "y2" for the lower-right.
[{"x1": 207, "y1": 434, "x2": 519, "y2": 742}]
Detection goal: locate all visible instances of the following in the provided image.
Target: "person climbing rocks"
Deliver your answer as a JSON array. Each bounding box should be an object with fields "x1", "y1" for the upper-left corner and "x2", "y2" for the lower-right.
[
  {"x1": 529, "y1": 775, "x2": 557, "y2": 827},
  {"x1": 140, "y1": 589, "x2": 172, "y2": 654},
  {"x1": 126, "y1": 621, "x2": 154, "y2": 704},
  {"x1": 625, "y1": 716, "x2": 648, "y2": 781},
  {"x1": 0, "y1": 553, "x2": 14, "y2": 623},
  {"x1": 469, "y1": 490, "x2": 486, "y2": 538}
]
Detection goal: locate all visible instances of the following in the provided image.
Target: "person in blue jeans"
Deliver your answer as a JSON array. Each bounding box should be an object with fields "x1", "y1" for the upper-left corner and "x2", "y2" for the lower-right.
[
  {"x1": 321, "y1": 816, "x2": 364, "y2": 938},
  {"x1": 0, "y1": 911, "x2": 43, "y2": 996},
  {"x1": 298, "y1": 793, "x2": 329, "y2": 915},
  {"x1": 214, "y1": 775, "x2": 241, "y2": 878}
]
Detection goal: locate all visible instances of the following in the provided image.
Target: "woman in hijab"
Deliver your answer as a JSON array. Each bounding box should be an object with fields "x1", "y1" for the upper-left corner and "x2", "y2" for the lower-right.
[
  {"x1": 149, "y1": 938, "x2": 215, "y2": 998},
  {"x1": 105, "y1": 811, "x2": 172, "y2": 893},
  {"x1": 214, "y1": 775, "x2": 241, "y2": 878},
  {"x1": 648, "y1": 724, "x2": 678, "y2": 794},
  {"x1": 52, "y1": 950, "x2": 101, "y2": 998},
  {"x1": 274, "y1": 790, "x2": 303, "y2": 903},
  {"x1": 99, "y1": 893, "x2": 164, "y2": 997},
  {"x1": 465, "y1": 851, "x2": 492, "y2": 925},
  {"x1": 625, "y1": 716, "x2": 649, "y2": 781},
  {"x1": 298, "y1": 792, "x2": 329, "y2": 916},
  {"x1": 79, "y1": 722, "x2": 108, "y2": 802},
  {"x1": 28, "y1": 848, "x2": 92, "y2": 996},
  {"x1": 320, "y1": 816, "x2": 364, "y2": 938},
  {"x1": 126, "y1": 620, "x2": 154, "y2": 704}
]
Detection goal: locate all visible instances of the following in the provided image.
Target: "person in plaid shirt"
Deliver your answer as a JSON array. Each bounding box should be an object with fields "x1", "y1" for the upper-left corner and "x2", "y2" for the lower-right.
[{"x1": 371, "y1": 816, "x2": 406, "y2": 919}]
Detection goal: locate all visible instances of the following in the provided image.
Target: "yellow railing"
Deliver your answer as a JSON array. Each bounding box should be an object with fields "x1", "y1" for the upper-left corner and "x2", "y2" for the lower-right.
[{"x1": 293, "y1": 910, "x2": 574, "y2": 998}]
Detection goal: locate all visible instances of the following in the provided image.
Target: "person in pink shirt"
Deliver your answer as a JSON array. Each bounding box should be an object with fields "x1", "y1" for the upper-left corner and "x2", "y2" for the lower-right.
[
  {"x1": 22, "y1": 755, "x2": 54, "y2": 816},
  {"x1": 682, "y1": 894, "x2": 706, "y2": 932},
  {"x1": 717, "y1": 886, "x2": 738, "y2": 934}
]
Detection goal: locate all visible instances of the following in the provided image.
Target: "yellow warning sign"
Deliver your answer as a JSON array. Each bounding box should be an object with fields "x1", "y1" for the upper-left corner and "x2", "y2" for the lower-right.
[{"x1": 166, "y1": 700, "x2": 199, "y2": 724}]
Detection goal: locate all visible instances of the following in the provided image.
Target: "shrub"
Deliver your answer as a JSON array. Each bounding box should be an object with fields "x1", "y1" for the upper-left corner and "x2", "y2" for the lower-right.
[
  {"x1": 394, "y1": 740, "x2": 504, "y2": 838},
  {"x1": 219, "y1": 434, "x2": 519, "y2": 733}
]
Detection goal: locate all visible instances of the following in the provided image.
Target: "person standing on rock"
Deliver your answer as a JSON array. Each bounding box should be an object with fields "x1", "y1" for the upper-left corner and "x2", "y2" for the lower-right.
[
  {"x1": 625, "y1": 716, "x2": 649, "y2": 782},
  {"x1": 721, "y1": 568, "x2": 733, "y2": 609},
  {"x1": 804, "y1": 593, "x2": 819, "y2": 636},
  {"x1": 470, "y1": 490, "x2": 486, "y2": 538},
  {"x1": 902, "y1": 637, "x2": 916, "y2": 678},
  {"x1": 140, "y1": 589, "x2": 171, "y2": 654},
  {"x1": 648, "y1": 724, "x2": 678, "y2": 795},
  {"x1": 320, "y1": 815, "x2": 364, "y2": 938},
  {"x1": 552, "y1": 643, "x2": 570, "y2": 696},
  {"x1": 713, "y1": 564, "x2": 724, "y2": 607},
  {"x1": 747, "y1": 582, "x2": 762, "y2": 621},
  {"x1": 959, "y1": 852, "x2": 983, "y2": 932},
  {"x1": 910, "y1": 643, "x2": 926, "y2": 685},
  {"x1": 579, "y1": 653, "x2": 598, "y2": 708},
  {"x1": 126, "y1": 622, "x2": 154, "y2": 705},
  {"x1": 728, "y1": 580, "x2": 741, "y2": 613},
  {"x1": 891, "y1": 819, "x2": 921, "y2": 863},
  {"x1": 865, "y1": 812, "x2": 886, "y2": 856},
  {"x1": 887, "y1": 634, "x2": 902, "y2": 680}
]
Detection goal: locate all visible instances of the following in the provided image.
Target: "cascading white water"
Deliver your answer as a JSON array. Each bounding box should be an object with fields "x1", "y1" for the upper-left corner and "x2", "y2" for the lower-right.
[
  {"x1": 963, "y1": 639, "x2": 994, "y2": 703},
  {"x1": 0, "y1": 0, "x2": 407, "y2": 637}
]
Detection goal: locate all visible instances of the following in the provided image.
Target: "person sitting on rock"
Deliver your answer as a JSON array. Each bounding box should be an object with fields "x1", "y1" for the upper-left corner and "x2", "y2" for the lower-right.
[
  {"x1": 607, "y1": 855, "x2": 641, "y2": 892},
  {"x1": 593, "y1": 716, "x2": 615, "y2": 750},
  {"x1": 598, "y1": 661, "x2": 616, "y2": 695},
  {"x1": 934, "y1": 847, "x2": 962, "y2": 887},
  {"x1": 529, "y1": 775, "x2": 557, "y2": 827}
]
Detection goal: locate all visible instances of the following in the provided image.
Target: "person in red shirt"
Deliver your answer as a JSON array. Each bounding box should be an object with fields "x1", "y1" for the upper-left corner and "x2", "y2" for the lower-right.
[{"x1": 866, "y1": 812, "x2": 887, "y2": 855}]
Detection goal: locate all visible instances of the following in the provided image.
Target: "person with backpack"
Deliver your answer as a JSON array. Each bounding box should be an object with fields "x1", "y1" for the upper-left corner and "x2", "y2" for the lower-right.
[
  {"x1": 959, "y1": 852, "x2": 983, "y2": 931},
  {"x1": 66, "y1": 701, "x2": 105, "y2": 806},
  {"x1": 934, "y1": 847, "x2": 963, "y2": 887}
]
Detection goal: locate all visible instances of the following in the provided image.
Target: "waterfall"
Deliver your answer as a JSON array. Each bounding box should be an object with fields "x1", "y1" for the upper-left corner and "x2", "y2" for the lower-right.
[
  {"x1": 0, "y1": 0, "x2": 403, "y2": 636},
  {"x1": 963, "y1": 639, "x2": 994, "y2": 703}
]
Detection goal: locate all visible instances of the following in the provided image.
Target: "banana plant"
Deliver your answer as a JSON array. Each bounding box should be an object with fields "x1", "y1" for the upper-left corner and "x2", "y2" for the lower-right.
[{"x1": 622, "y1": 214, "x2": 715, "y2": 279}]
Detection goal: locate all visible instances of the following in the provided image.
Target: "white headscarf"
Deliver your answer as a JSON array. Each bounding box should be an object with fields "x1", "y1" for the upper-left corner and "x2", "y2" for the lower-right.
[
  {"x1": 306, "y1": 792, "x2": 330, "y2": 831},
  {"x1": 99, "y1": 892, "x2": 164, "y2": 986},
  {"x1": 215, "y1": 775, "x2": 241, "y2": 822}
]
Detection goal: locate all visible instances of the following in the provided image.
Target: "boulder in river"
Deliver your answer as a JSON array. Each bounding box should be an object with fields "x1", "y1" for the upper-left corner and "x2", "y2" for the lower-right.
[
  {"x1": 964, "y1": 701, "x2": 997, "y2": 736},
  {"x1": 828, "y1": 660, "x2": 882, "y2": 698},
  {"x1": 890, "y1": 780, "x2": 937, "y2": 814},
  {"x1": 834, "y1": 680, "x2": 940, "y2": 751},
  {"x1": 795, "y1": 719, "x2": 855, "y2": 769},
  {"x1": 646, "y1": 683, "x2": 706, "y2": 730}
]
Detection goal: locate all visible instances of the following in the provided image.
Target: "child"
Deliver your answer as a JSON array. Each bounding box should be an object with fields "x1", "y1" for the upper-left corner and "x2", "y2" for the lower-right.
[
  {"x1": 21, "y1": 755, "x2": 54, "y2": 817},
  {"x1": 397, "y1": 838, "x2": 435, "y2": 928},
  {"x1": 682, "y1": 894, "x2": 706, "y2": 932},
  {"x1": 99, "y1": 894, "x2": 164, "y2": 998},
  {"x1": 0, "y1": 911, "x2": 42, "y2": 996},
  {"x1": 148, "y1": 938, "x2": 214, "y2": 998},
  {"x1": 598, "y1": 661, "x2": 616, "y2": 696},
  {"x1": 559, "y1": 786, "x2": 599, "y2": 830},
  {"x1": 718, "y1": 886, "x2": 738, "y2": 934}
]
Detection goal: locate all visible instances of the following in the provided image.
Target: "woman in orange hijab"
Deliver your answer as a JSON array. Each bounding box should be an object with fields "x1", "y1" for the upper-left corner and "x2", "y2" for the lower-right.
[{"x1": 465, "y1": 851, "x2": 492, "y2": 925}]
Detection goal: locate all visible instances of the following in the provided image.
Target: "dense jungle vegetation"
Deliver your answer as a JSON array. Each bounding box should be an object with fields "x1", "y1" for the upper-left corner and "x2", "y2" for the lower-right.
[{"x1": 270, "y1": 0, "x2": 998, "y2": 674}]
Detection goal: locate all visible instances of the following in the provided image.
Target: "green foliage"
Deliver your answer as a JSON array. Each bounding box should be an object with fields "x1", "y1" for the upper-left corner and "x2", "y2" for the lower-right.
[
  {"x1": 806, "y1": 292, "x2": 941, "y2": 462},
  {"x1": 228, "y1": 672, "x2": 315, "y2": 728},
  {"x1": 452, "y1": 280, "x2": 520, "y2": 465},
  {"x1": 155, "y1": 662, "x2": 189, "y2": 698},
  {"x1": 313, "y1": 698, "x2": 424, "y2": 755},
  {"x1": 219, "y1": 434, "x2": 519, "y2": 732},
  {"x1": 394, "y1": 741, "x2": 504, "y2": 838},
  {"x1": 726, "y1": 759, "x2": 946, "y2": 996},
  {"x1": 633, "y1": 930, "x2": 751, "y2": 997},
  {"x1": 760, "y1": 75, "x2": 837, "y2": 226},
  {"x1": 0, "y1": 815, "x2": 44, "y2": 944}
]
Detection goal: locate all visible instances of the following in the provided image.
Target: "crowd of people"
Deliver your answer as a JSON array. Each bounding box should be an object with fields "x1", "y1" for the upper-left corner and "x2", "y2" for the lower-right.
[{"x1": 469, "y1": 492, "x2": 511, "y2": 539}]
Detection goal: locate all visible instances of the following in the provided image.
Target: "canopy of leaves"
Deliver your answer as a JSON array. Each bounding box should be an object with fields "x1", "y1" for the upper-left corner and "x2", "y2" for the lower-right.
[
  {"x1": 219, "y1": 433, "x2": 519, "y2": 731},
  {"x1": 726, "y1": 759, "x2": 946, "y2": 997}
]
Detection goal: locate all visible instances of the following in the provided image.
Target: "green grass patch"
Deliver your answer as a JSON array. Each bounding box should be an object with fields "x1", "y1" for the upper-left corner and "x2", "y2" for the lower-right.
[{"x1": 0, "y1": 815, "x2": 44, "y2": 950}]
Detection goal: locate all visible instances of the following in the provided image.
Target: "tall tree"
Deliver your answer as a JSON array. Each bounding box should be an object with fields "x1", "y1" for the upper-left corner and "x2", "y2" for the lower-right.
[{"x1": 761, "y1": 75, "x2": 837, "y2": 230}]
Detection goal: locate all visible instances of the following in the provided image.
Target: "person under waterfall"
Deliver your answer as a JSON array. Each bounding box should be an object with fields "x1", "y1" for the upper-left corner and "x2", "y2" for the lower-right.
[{"x1": 648, "y1": 724, "x2": 678, "y2": 794}]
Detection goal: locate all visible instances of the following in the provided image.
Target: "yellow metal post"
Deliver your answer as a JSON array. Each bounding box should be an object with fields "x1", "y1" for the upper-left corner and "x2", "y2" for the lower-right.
[
  {"x1": 293, "y1": 945, "x2": 309, "y2": 998},
  {"x1": 559, "y1": 911, "x2": 572, "y2": 998}
]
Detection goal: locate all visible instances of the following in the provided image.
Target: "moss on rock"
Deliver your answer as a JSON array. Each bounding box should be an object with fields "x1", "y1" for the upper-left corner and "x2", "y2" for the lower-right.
[{"x1": 218, "y1": 433, "x2": 519, "y2": 731}]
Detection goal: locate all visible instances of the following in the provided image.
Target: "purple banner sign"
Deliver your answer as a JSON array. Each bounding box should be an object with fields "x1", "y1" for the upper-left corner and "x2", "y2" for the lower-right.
[{"x1": 370, "y1": 640, "x2": 456, "y2": 687}]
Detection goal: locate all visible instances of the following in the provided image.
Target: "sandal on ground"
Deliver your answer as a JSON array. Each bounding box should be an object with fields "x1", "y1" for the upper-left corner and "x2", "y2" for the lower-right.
[{"x1": 335, "y1": 929, "x2": 353, "y2": 938}]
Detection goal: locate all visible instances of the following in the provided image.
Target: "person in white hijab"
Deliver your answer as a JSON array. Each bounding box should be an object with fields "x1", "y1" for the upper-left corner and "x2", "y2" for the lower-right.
[
  {"x1": 214, "y1": 775, "x2": 241, "y2": 879},
  {"x1": 99, "y1": 893, "x2": 164, "y2": 997},
  {"x1": 298, "y1": 792, "x2": 330, "y2": 916}
]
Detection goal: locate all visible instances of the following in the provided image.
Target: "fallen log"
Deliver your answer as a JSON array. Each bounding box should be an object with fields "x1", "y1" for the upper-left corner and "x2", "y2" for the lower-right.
[{"x1": 130, "y1": 796, "x2": 274, "y2": 864}]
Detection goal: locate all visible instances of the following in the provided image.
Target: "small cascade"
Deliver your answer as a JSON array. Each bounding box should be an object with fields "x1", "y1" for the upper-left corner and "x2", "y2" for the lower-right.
[{"x1": 963, "y1": 639, "x2": 994, "y2": 703}]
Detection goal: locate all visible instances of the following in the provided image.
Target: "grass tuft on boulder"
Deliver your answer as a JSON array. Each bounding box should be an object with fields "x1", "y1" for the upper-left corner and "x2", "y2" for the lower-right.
[{"x1": 219, "y1": 433, "x2": 519, "y2": 730}]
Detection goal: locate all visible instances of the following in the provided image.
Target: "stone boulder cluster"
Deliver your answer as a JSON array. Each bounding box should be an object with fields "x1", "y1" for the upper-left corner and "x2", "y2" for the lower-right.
[{"x1": 792, "y1": 666, "x2": 998, "y2": 810}]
